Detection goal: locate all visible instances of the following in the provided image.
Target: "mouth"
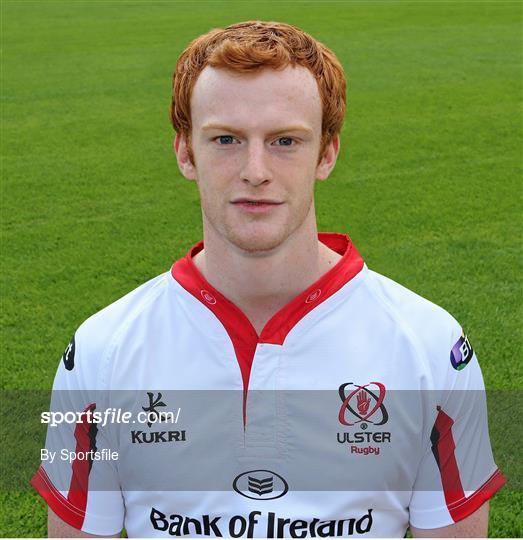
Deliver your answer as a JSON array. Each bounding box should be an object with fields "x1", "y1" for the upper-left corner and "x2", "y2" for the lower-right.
[
  {"x1": 231, "y1": 199, "x2": 283, "y2": 205},
  {"x1": 230, "y1": 199, "x2": 284, "y2": 213}
]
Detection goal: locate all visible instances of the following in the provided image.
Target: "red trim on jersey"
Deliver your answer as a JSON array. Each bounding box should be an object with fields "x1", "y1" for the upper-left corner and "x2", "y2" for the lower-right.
[
  {"x1": 431, "y1": 408, "x2": 506, "y2": 523},
  {"x1": 31, "y1": 466, "x2": 85, "y2": 530},
  {"x1": 31, "y1": 403, "x2": 98, "y2": 531},
  {"x1": 171, "y1": 233, "x2": 364, "y2": 405},
  {"x1": 447, "y1": 469, "x2": 506, "y2": 522},
  {"x1": 67, "y1": 403, "x2": 98, "y2": 519},
  {"x1": 432, "y1": 408, "x2": 465, "y2": 509}
]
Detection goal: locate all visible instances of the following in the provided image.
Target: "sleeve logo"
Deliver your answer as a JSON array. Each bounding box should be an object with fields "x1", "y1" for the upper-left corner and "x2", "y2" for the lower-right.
[
  {"x1": 61, "y1": 335, "x2": 76, "y2": 371},
  {"x1": 450, "y1": 331, "x2": 474, "y2": 370}
]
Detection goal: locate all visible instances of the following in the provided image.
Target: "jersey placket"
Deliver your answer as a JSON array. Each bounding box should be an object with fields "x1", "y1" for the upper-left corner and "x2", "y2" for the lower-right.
[
  {"x1": 170, "y1": 232, "x2": 365, "y2": 437},
  {"x1": 242, "y1": 343, "x2": 287, "y2": 458}
]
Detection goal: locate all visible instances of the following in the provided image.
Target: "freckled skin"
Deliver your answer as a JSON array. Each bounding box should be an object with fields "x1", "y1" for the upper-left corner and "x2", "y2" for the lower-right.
[{"x1": 179, "y1": 65, "x2": 330, "y2": 254}]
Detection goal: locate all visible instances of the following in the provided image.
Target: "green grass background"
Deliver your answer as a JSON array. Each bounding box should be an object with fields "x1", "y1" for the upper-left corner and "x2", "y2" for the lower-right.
[{"x1": 1, "y1": 0, "x2": 521, "y2": 536}]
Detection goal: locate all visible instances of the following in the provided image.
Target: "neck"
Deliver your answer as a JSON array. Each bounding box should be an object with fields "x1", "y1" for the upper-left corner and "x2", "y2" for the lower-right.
[{"x1": 192, "y1": 216, "x2": 342, "y2": 334}]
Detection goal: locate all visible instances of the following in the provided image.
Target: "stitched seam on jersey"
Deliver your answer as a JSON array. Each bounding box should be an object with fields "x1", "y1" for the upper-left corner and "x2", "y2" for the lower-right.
[
  {"x1": 97, "y1": 273, "x2": 171, "y2": 391},
  {"x1": 169, "y1": 277, "x2": 234, "y2": 343},
  {"x1": 282, "y1": 265, "x2": 369, "y2": 345},
  {"x1": 364, "y1": 274, "x2": 433, "y2": 381},
  {"x1": 89, "y1": 273, "x2": 172, "y2": 475},
  {"x1": 37, "y1": 467, "x2": 85, "y2": 516},
  {"x1": 276, "y1": 351, "x2": 290, "y2": 459},
  {"x1": 409, "y1": 468, "x2": 502, "y2": 523},
  {"x1": 38, "y1": 467, "x2": 122, "y2": 524},
  {"x1": 169, "y1": 277, "x2": 238, "y2": 358},
  {"x1": 364, "y1": 274, "x2": 436, "y2": 465},
  {"x1": 169, "y1": 276, "x2": 246, "y2": 389},
  {"x1": 447, "y1": 468, "x2": 502, "y2": 510}
]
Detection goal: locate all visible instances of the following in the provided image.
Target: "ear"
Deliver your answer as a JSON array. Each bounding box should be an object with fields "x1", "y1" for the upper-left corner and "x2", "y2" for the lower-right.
[
  {"x1": 315, "y1": 135, "x2": 340, "y2": 181},
  {"x1": 174, "y1": 133, "x2": 197, "y2": 180}
]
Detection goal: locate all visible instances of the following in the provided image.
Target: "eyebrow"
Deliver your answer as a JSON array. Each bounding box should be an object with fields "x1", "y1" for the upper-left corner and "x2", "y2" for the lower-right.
[{"x1": 201, "y1": 123, "x2": 314, "y2": 136}]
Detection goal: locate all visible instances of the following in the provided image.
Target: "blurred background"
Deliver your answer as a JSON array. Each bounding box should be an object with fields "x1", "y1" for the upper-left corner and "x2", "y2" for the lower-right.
[{"x1": 1, "y1": 1, "x2": 521, "y2": 536}]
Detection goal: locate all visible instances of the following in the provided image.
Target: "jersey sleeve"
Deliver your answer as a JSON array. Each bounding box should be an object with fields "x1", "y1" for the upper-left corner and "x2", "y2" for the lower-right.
[
  {"x1": 409, "y1": 322, "x2": 506, "y2": 529},
  {"x1": 30, "y1": 330, "x2": 125, "y2": 536}
]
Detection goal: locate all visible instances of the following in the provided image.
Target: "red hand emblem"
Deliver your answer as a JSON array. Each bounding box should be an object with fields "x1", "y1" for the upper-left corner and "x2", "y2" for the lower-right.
[{"x1": 357, "y1": 390, "x2": 370, "y2": 416}]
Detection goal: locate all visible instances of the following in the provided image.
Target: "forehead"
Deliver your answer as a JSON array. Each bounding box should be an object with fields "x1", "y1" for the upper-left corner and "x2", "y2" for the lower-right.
[{"x1": 190, "y1": 65, "x2": 322, "y2": 132}]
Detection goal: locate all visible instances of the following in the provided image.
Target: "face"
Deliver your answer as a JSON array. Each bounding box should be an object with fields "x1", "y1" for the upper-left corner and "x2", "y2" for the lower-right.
[{"x1": 175, "y1": 65, "x2": 339, "y2": 254}]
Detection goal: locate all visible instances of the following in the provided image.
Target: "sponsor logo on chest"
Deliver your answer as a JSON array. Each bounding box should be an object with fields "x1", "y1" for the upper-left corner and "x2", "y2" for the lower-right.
[
  {"x1": 150, "y1": 508, "x2": 374, "y2": 537},
  {"x1": 130, "y1": 392, "x2": 187, "y2": 445}
]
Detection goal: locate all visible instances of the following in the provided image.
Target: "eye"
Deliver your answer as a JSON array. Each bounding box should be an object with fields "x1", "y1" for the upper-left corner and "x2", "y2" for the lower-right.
[
  {"x1": 274, "y1": 137, "x2": 295, "y2": 146},
  {"x1": 215, "y1": 135, "x2": 238, "y2": 145}
]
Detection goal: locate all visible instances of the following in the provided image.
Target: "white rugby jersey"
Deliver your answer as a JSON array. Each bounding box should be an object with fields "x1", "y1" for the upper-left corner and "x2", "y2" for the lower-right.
[{"x1": 32, "y1": 233, "x2": 505, "y2": 537}]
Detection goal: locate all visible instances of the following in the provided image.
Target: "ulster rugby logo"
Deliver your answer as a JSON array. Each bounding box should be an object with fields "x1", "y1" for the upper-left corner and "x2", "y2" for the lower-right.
[{"x1": 338, "y1": 382, "x2": 388, "y2": 427}]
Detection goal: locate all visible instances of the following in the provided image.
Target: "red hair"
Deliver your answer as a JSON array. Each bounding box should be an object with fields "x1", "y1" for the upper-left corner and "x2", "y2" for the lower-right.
[{"x1": 170, "y1": 21, "x2": 346, "y2": 163}]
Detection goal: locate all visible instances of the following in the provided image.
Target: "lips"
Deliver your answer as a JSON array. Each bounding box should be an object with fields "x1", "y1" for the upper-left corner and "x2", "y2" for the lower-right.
[
  {"x1": 231, "y1": 198, "x2": 283, "y2": 205},
  {"x1": 230, "y1": 198, "x2": 284, "y2": 213}
]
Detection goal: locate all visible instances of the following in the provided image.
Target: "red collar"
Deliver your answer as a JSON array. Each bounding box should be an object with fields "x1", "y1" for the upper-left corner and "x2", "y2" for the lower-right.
[{"x1": 171, "y1": 233, "x2": 364, "y2": 391}]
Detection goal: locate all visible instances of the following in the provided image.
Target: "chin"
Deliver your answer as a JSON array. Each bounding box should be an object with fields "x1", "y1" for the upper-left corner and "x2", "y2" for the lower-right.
[{"x1": 226, "y1": 228, "x2": 289, "y2": 255}]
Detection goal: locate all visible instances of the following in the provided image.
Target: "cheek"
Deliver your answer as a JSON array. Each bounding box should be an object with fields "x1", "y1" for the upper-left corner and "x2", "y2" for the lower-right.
[
  {"x1": 196, "y1": 152, "x2": 239, "y2": 185},
  {"x1": 286, "y1": 162, "x2": 318, "y2": 195},
  {"x1": 194, "y1": 169, "x2": 232, "y2": 207}
]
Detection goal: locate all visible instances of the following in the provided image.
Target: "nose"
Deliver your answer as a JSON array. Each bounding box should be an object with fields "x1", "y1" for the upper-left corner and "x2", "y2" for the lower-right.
[{"x1": 240, "y1": 141, "x2": 272, "y2": 186}]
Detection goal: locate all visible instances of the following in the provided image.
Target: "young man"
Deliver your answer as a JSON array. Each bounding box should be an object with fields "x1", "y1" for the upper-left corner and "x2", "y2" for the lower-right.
[{"x1": 32, "y1": 21, "x2": 505, "y2": 538}]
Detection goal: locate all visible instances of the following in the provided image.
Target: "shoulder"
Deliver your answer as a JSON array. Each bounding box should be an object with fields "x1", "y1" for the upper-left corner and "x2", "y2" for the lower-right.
[
  {"x1": 78, "y1": 271, "x2": 171, "y2": 347},
  {"x1": 65, "y1": 272, "x2": 173, "y2": 388},
  {"x1": 364, "y1": 270, "x2": 461, "y2": 338},
  {"x1": 360, "y1": 270, "x2": 471, "y2": 384}
]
